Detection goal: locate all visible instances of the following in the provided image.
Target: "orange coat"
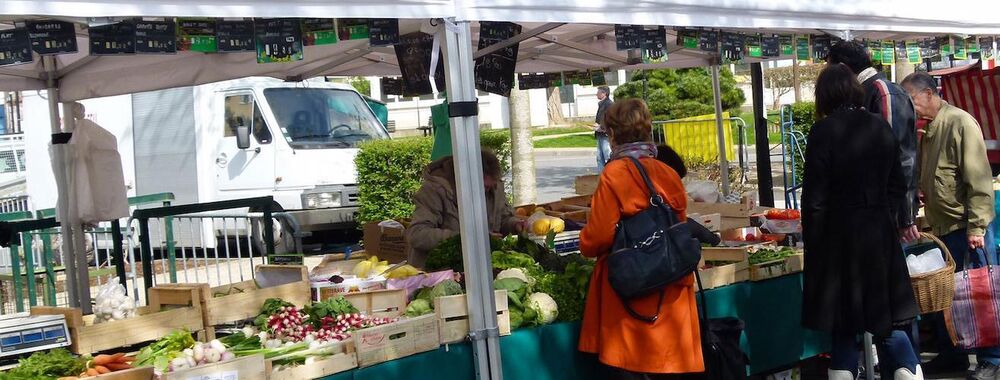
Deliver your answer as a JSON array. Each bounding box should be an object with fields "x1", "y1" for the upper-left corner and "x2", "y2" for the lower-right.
[{"x1": 578, "y1": 157, "x2": 704, "y2": 374}]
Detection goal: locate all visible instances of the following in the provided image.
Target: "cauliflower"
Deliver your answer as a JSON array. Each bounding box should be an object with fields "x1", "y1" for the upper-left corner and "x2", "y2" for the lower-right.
[
  {"x1": 496, "y1": 268, "x2": 534, "y2": 286},
  {"x1": 527, "y1": 292, "x2": 558, "y2": 325}
]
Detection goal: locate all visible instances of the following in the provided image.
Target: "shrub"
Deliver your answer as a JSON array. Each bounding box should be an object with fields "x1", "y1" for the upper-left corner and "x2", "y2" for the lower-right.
[
  {"x1": 355, "y1": 130, "x2": 511, "y2": 224},
  {"x1": 784, "y1": 102, "x2": 815, "y2": 182}
]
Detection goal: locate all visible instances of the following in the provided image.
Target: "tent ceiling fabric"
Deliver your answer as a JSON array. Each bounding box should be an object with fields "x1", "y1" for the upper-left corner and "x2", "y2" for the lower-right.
[{"x1": 0, "y1": 0, "x2": 454, "y2": 19}]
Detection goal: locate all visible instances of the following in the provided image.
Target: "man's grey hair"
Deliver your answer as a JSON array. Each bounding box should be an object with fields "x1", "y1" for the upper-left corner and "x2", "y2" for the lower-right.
[
  {"x1": 597, "y1": 86, "x2": 611, "y2": 96},
  {"x1": 901, "y1": 71, "x2": 939, "y2": 96}
]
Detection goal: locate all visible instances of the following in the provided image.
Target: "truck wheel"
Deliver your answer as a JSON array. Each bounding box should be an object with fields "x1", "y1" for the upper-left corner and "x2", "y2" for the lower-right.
[{"x1": 250, "y1": 218, "x2": 295, "y2": 255}]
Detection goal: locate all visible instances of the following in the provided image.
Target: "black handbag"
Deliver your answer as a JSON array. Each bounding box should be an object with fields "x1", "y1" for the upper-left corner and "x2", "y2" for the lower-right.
[
  {"x1": 695, "y1": 271, "x2": 749, "y2": 380},
  {"x1": 608, "y1": 156, "x2": 702, "y2": 322}
]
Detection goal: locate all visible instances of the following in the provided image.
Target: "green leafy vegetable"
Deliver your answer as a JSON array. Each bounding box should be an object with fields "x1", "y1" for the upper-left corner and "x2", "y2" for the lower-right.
[
  {"x1": 305, "y1": 296, "x2": 358, "y2": 326},
  {"x1": 135, "y1": 329, "x2": 196, "y2": 372},
  {"x1": 748, "y1": 247, "x2": 796, "y2": 265},
  {"x1": 535, "y1": 261, "x2": 594, "y2": 322},
  {"x1": 404, "y1": 299, "x2": 434, "y2": 317},
  {"x1": 491, "y1": 251, "x2": 539, "y2": 271},
  {"x1": 219, "y1": 332, "x2": 262, "y2": 352},
  {"x1": 1, "y1": 348, "x2": 85, "y2": 379}
]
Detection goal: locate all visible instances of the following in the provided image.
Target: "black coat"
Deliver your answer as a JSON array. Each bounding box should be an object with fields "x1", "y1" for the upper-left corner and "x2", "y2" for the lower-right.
[
  {"x1": 800, "y1": 109, "x2": 919, "y2": 336},
  {"x1": 862, "y1": 73, "x2": 919, "y2": 227}
]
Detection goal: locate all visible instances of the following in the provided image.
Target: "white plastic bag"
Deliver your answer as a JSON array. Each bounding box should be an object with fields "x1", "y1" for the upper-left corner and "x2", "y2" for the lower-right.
[
  {"x1": 906, "y1": 248, "x2": 947, "y2": 276},
  {"x1": 686, "y1": 180, "x2": 720, "y2": 203},
  {"x1": 93, "y1": 282, "x2": 136, "y2": 323}
]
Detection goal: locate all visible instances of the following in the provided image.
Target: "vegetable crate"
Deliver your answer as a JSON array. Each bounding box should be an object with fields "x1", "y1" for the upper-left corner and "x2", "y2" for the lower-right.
[
  {"x1": 266, "y1": 340, "x2": 358, "y2": 379},
  {"x1": 353, "y1": 313, "x2": 439, "y2": 367},
  {"x1": 150, "y1": 265, "x2": 311, "y2": 340},
  {"x1": 575, "y1": 175, "x2": 599, "y2": 195},
  {"x1": 688, "y1": 213, "x2": 722, "y2": 232},
  {"x1": 529, "y1": 231, "x2": 581, "y2": 255},
  {"x1": 343, "y1": 289, "x2": 408, "y2": 318},
  {"x1": 30, "y1": 287, "x2": 205, "y2": 355},
  {"x1": 698, "y1": 249, "x2": 750, "y2": 290},
  {"x1": 161, "y1": 353, "x2": 266, "y2": 380},
  {"x1": 688, "y1": 201, "x2": 752, "y2": 230},
  {"x1": 559, "y1": 194, "x2": 593, "y2": 208},
  {"x1": 86, "y1": 366, "x2": 155, "y2": 380},
  {"x1": 435, "y1": 290, "x2": 511, "y2": 344},
  {"x1": 750, "y1": 253, "x2": 805, "y2": 281}
]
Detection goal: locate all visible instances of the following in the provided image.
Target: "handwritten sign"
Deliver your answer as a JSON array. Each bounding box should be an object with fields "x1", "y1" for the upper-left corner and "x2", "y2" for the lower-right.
[
  {"x1": 337, "y1": 19, "x2": 369, "y2": 41},
  {"x1": 795, "y1": 36, "x2": 810, "y2": 61},
  {"x1": 381, "y1": 77, "x2": 404, "y2": 96},
  {"x1": 394, "y1": 32, "x2": 444, "y2": 97},
  {"x1": 475, "y1": 21, "x2": 521, "y2": 97},
  {"x1": 699, "y1": 30, "x2": 719, "y2": 52},
  {"x1": 811, "y1": 35, "x2": 831, "y2": 62},
  {"x1": 254, "y1": 18, "x2": 303, "y2": 63},
  {"x1": 518, "y1": 73, "x2": 548, "y2": 90},
  {"x1": 895, "y1": 41, "x2": 908, "y2": 62},
  {"x1": 642, "y1": 27, "x2": 667, "y2": 62},
  {"x1": 980, "y1": 37, "x2": 995, "y2": 62},
  {"x1": 177, "y1": 18, "x2": 216, "y2": 52},
  {"x1": 720, "y1": 32, "x2": 742, "y2": 62},
  {"x1": 761, "y1": 36, "x2": 780, "y2": 58},
  {"x1": 89, "y1": 21, "x2": 136, "y2": 55},
  {"x1": 0, "y1": 28, "x2": 32, "y2": 66},
  {"x1": 369, "y1": 19, "x2": 399, "y2": 47},
  {"x1": 591, "y1": 70, "x2": 608, "y2": 86},
  {"x1": 302, "y1": 19, "x2": 337, "y2": 46},
  {"x1": 26, "y1": 20, "x2": 77, "y2": 55},
  {"x1": 780, "y1": 35, "x2": 793, "y2": 56},
  {"x1": 216, "y1": 20, "x2": 254, "y2": 53},
  {"x1": 881, "y1": 41, "x2": 895, "y2": 65},
  {"x1": 906, "y1": 41, "x2": 922, "y2": 64},
  {"x1": 615, "y1": 25, "x2": 642, "y2": 51},
  {"x1": 135, "y1": 20, "x2": 177, "y2": 54},
  {"x1": 745, "y1": 34, "x2": 761, "y2": 59}
]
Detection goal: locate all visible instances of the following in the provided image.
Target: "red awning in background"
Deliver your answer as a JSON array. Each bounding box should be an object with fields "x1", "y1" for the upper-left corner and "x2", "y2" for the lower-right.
[{"x1": 930, "y1": 61, "x2": 1000, "y2": 163}]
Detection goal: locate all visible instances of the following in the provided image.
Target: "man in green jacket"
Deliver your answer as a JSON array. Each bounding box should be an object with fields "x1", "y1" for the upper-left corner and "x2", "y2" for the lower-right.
[{"x1": 903, "y1": 71, "x2": 1000, "y2": 378}]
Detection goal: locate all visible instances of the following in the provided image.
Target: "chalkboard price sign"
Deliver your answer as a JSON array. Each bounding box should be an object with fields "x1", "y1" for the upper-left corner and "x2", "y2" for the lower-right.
[
  {"x1": 337, "y1": 19, "x2": 369, "y2": 41},
  {"x1": 26, "y1": 21, "x2": 77, "y2": 55},
  {"x1": 547, "y1": 72, "x2": 563, "y2": 87},
  {"x1": 699, "y1": 30, "x2": 719, "y2": 52},
  {"x1": 811, "y1": 35, "x2": 831, "y2": 62},
  {"x1": 395, "y1": 32, "x2": 444, "y2": 97},
  {"x1": 89, "y1": 21, "x2": 136, "y2": 55},
  {"x1": 980, "y1": 37, "x2": 995, "y2": 62},
  {"x1": 302, "y1": 19, "x2": 338, "y2": 46},
  {"x1": 677, "y1": 29, "x2": 699, "y2": 50},
  {"x1": 475, "y1": 21, "x2": 521, "y2": 97},
  {"x1": 135, "y1": 20, "x2": 177, "y2": 54},
  {"x1": 642, "y1": 27, "x2": 667, "y2": 61},
  {"x1": 780, "y1": 35, "x2": 793, "y2": 56},
  {"x1": 517, "y1": 73, "x2": 548, "y2": 90},
  {"x1": 615, "y1": 25, "x2": 642, "y2": 51},
  {"x1": 381, "y1": 77, "x2": 404, "y2": 96},
  {"x1": 591, "y1": 70, "x2": 608, "y2": 86},
  {"x1": 895, "y1": 41, "x2": 908, "y2": 61},
  {"x1": 720, "y1": 32, "x2": 742, "y2": 62},
  {"x1": 761, "y1": 36, "x2": 780, "y2": 58},
  {"x1": 255, "y1": 18, "x2": 304, "y2": 63},
  {"x1": 217, "y1": 19, "x2": 254, "y2": 52},
  {"x1": 177, "y1": 18, "x2": 217, "y2": 52},
  {"x1": 0, "y1": 28, "x2": 32, "y2": 66},
  {"x1": 369, "y1": 19, "x2": 399, "y2": 47}
]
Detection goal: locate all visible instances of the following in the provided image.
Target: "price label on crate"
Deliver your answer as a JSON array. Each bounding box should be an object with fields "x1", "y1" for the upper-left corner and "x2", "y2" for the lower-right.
[{"x1": 186, "y1": 371, "x2": 237, "y2": 380}]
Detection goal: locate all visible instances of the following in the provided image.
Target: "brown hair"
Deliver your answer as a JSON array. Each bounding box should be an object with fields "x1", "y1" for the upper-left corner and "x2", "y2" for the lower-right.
[
  {"x1": 604, "y1": 98, "x2": 653, "y2": 146},
  {"x1": 814, "y1": 63, "x2": 865, "y2": 119},
  {"x1": 480, "y1": 149, "x2": 502, "y2": 179}
]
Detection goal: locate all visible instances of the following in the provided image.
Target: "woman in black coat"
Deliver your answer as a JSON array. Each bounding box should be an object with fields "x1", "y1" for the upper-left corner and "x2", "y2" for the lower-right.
[{"x1": 801, "y1": 64, "x2": 921, "y2": 380}]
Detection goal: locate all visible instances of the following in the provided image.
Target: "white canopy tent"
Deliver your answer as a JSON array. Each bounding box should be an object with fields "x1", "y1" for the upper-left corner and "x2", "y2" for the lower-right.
[{"x1": 2, "y1": 2, "x2": 999, "y2": 379}]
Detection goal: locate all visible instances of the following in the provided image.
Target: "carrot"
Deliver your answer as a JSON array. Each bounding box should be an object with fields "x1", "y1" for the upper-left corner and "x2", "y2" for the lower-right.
[
  {"x1": 105, "y1": 362, "x2": 133, "y2": 371},
  {"x1": 110, "y1": 352, "x2": 126, "y2": 363},
  {"x1": 93, "y1": 354, "x2": 114, "y2": 366},
  {"x1": 121, "y1": 355, "x2": 136, "y2": 362},
  {"x1": 85, "y1": 368, "x2": 99, "y2": 376},
  {"x1": 94, "y1": 365, "x2": 111, "y2": 374}
]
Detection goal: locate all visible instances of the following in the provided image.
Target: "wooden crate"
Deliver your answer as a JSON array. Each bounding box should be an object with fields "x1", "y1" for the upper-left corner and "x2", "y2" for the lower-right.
[
  {"x1": 750, "y1": 253, "x2": 805, "y2": 281},
  {"x1": 90, "y1": 366, "x2": 155, "y2": 380},
  {"x1": 688, "y1": 201, "x2": 753, "y2": 218},
  {"x1": 343, "y1": 289, "x2": 408, "y2": 318},
  {"x1": 688, "y1": 213, "x2": 722, "y2": 232},
  {"x1": 30, "y1": 287, "x2": 205, "y2": 355},
  {"x1": 698, "y1": 247, "x2": 750, "y2": 290},
  {"x1": 434, "y1": 290, "x2": 511, "y2": 344},
  {"x1": 575, "y1": 175, "x2": 599, "y2": 195},
  {"x1": 266, "y1": 340, "x2": 357, "y2": 379},
  {"x1": 354, "y1": 314, "x2": 439, "y2": 367},
  {"x1": 560, "y1": 194, "x2": 593, "y2": 208},
  {"x1": 161, "y1": 354, "x2": 265, "y2": 380}
]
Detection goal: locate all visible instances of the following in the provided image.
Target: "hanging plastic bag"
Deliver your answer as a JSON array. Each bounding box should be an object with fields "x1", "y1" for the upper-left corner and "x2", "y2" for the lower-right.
[{"x1": 93, "y1": 281, "x2": 136, "y2": 323}]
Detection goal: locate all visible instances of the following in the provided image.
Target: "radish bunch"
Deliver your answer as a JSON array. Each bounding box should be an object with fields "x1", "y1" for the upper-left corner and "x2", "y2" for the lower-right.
[{"x1": 267, "y1": 306, "x2": 314, "y2": 341}]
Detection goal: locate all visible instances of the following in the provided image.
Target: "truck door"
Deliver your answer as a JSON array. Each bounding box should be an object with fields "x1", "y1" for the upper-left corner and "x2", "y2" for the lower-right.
[{"x1": 215, "y1": 93, "x2": 276, "y2": 195}]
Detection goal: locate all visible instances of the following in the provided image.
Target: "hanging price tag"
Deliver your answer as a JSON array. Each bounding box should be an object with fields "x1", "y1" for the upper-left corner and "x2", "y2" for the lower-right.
[
  {"x1": 780, "y1": 35, "x2": 794, "y2": 56},
  {"x1": 217, "y1": 19, "x2": 254, "y2": 53},
  {"x1": 614, "y1": 24, "x2": 642, "y2": 51},
  {"x1": 0, "y1": 27, "x2": 32, "y2": 66},
  {"x1": 254, "y1": 18, "x2": 304, "y2": 63},
  {"x1": 26, "y1": 20, "x2": 77, "y2": 55},
  {"x1": 302, "y1": 19, "x2": 338, "y2": 46},
  {"x1": 368, "y1": 19, "x2": 399, "y2": 47},
  {"x1": 761, "y1": 35, "x2": 780, "y2": 58},
  {"x1": 795, "y1": 36, "x2": 810, "y2": 61},
  {"x1": 881, "y1": 41, "x2": 895, "y2": 65},
  {"x1": 177, "y1": 18, "x2": 217, "y2": 52},
  {"x1": 906, "y1": 41, "x2": 922, "y2": 64},
  {"x1": 337, "y1": 19, "x2": 369, "y2": 41},
  {"x1": 135, "y1": 20, "x2": 177, "y2": 54},
  {"x1": 89, "y1": 21, "x2": 136, "y2": 55},
  {"x1": 475, "y1": 21, "x2": 521, "y2": 97}
]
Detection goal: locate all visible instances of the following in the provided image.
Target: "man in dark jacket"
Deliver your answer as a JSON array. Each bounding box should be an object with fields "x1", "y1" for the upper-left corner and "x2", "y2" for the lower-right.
[
  {"x1": 594, "y1": 86, "x2": 613, "y2": 171},
  {"x1": 829, "y1": 41, "x2": 920, "y2": 242}
]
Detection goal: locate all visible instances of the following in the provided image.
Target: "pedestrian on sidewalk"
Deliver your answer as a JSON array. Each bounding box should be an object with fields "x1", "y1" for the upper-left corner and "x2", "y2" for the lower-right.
[
  {"x1": 594, "y1": 86, "x2": 614, "y2": 171},
  {"x1": 902, "y1": 71, "x2": 1000, "y2": 380},
  {"x1": 801, "y1": 64, "x2": 922, "y2": 380}
]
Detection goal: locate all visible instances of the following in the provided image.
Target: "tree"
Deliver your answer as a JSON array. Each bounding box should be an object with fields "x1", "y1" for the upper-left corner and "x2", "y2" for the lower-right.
[
  {"x1": 350, "y1": 76, "x2": 371, "y2": 97},
  {"x1": 763, "y1": 62, "x2": 822, "y2": 109},
  {"x1": 613, "y1": 68, "x2": 746, "y2": 120},
  {"x1": 546, "y1": 87, "x2": 566, "y2": 126},
  {"x1": 508, "y1": 85, "x2": 536, "y2": 204}
]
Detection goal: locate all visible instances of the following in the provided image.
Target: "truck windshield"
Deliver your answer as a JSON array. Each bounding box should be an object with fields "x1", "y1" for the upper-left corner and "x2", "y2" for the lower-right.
[{"x1": 263, "y1": 88, "x2": 388, "y2": 149}]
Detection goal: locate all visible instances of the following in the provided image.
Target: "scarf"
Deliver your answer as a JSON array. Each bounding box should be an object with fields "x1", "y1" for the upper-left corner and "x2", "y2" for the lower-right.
[
  {"x1": 857, "y1": 67, "x2": 878, "y2": 84},
  {"x1": 610, "y1": 142, "x2": 658, "y2": 161}
]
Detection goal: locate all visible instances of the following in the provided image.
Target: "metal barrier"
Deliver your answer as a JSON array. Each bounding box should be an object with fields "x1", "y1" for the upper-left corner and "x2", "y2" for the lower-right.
[
  {"x1": 0, "y1": 196, "x2": 29, "y2": 214},
  {"x1": 652, "y1": 117, "x2": 750, "y2": 184},
  {"x1": 131, "y1": 196, "x2": 277, "y2": 299},
  {"x1": 779, "y1": 105, "x2": 807, "y2": 209}
]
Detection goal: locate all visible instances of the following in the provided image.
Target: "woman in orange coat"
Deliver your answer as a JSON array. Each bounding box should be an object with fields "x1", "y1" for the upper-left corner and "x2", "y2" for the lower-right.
[{"x1": 578, "y1": 99, "x2": 704, "y2": 379}]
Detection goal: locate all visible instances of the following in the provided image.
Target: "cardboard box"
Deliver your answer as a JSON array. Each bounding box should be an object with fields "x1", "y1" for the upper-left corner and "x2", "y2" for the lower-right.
[{"x1": 362, "y1": 220, "x2": 411, "y2": 263}]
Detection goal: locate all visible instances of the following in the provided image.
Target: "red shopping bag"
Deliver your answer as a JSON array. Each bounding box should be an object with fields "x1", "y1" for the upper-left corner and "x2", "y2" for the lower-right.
[{"x1": 946, "y1": 251, "x2": 1000, "y2": 349}]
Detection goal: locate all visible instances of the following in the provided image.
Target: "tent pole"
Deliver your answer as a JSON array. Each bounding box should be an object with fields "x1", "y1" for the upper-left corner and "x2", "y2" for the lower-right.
[
  {"x1": 43, "y1": 56, "x2": 82, "y2": 310},
  {"x1": 711, "y1": 64, "x2": 731, "y2": 196},
  {"x1": 440, "y1": 19, "x2": 503, "y2": 380}
]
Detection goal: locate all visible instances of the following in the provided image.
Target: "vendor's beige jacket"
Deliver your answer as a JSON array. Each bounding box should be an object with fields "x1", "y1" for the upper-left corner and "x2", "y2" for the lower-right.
[{"x1": 406, "y1": 156, "x2": 519, "y2": 268}]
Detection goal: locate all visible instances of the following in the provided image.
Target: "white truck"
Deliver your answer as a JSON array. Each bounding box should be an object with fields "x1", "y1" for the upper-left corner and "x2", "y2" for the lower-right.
[{"x1": 22, "y1": 77, "x2": 389, "y2": 252}]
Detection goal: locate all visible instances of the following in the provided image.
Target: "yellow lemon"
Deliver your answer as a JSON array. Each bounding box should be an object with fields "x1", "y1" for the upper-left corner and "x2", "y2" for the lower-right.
[
  {"x1": 352, "y1": 260, "x2": 373, "y2": 277},
  {"x1": 549, "y1": 217, "x2": 565, "y2": 234},
  {"x1": 532, "y1": 218, "x2": 552, "y2": 236}
]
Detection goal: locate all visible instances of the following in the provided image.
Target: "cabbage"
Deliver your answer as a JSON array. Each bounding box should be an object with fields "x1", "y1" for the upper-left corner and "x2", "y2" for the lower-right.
[
  {"x1": 405, "y1": 299, "x2": 434, "y2": 317},
  {"x1": 527, "y1": 293, "x2": 558, "y2": 325},
  {"x1": 415, "y1": 280, "x2": 464, "y2": 305},
  {"x1": 496, "y1": 268, "x2": 534, "y2": 285}
]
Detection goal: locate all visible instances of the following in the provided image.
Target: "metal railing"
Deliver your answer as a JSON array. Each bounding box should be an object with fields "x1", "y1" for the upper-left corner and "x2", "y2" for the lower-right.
[
  {"x1": 652, "y1": 117, "x2": 751, "y2": 184},
  {"x1": 0, "y1": 134, "x2": 25, "y2": 176},
  {"x1": 779, "y1": 105, "x2": 807, "y2": 209},
  {"x1": 0, "y1": 196, "x2": 29, "y2": 214}
]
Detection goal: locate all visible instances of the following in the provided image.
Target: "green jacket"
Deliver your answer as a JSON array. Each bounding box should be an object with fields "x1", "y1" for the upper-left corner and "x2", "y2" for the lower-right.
[{"x1": 919, "y1": 102, "x2": 995, "y2": 236}]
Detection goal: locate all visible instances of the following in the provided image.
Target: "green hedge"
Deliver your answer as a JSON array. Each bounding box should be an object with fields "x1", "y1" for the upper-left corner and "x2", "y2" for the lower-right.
[
  {"x1": 785, "y1": 102, "x2": 816, "y2": 182},
  {"x1": 356, "y1": 130, "x2": 511, "y2": 225}
]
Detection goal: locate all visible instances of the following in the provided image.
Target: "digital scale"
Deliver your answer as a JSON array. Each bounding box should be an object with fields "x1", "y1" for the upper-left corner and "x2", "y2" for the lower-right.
[{"x1": 0, "y1": 314, "x2": 70, "y2": 358}]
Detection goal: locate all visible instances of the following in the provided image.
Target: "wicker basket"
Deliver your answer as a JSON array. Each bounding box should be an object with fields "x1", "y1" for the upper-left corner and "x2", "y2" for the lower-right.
[{"x1": 909, "y1": 232, "x2": 956, "y2": 314}]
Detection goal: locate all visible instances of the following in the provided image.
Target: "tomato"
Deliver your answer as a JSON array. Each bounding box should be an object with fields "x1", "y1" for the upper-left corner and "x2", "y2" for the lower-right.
[{"x1": 745, "y1": 233, "x2": 756, "y2": 241}]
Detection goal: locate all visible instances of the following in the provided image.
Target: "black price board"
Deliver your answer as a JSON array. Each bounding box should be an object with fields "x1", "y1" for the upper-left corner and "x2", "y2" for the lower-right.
[
  {"x1": 302, "y1": 19, "x2": 337, "y2": 46},
  {"x1": 614, "y1": 24, "x2": 642, "y2": 51},
  {"x1": 981, "y1": 37, "x2": 995, "y2": 61},
  {"x1": 381, "y1": 77, "x2": 404, "y2": 96},
  {"x1": 761, "y1": 36, "x2": 780, "y2": 58},
  {"x1": 591, "y1": 70, "x2": 608, "y2": 86},
  {"x1": 677, "y1": 29, "x2": 699, "y2": 50},
  {"x1": 642, "y1": 27, "x2": 667, "y2": 61},
  {"x1": 720, "y1": 32, "x2": 742, "y2": 62},
  {"x1": 546, "y1": 72, "x2": 563, "y2": 87},
  {"x1": 394, "y1": 32, "x2": 444, "y2": 97},
  {"x1": 369, "y1": 19, "x2": 399, "y2": 47},
  {"x1": 0, "y1": 28, "x2": 32, "y2": 66},
  {"x1": 811, "y1": 35, "x2": 831, "y2": 62},
  {"x1": 216, "y1": 19, "x2": 254, "y2": 52},
  {"x1": 337, "y1": 19, "x2": 369, "y2": 41},
  {"x1": 922, "y1": 38, "x2": 941, "y2": 62},
  {"x1": 744, "y1": 35, "x2": 761, "y2": 58},
  {"x1": 89, "y1": 21, "x2": 136, "y2": 56},
  {"x1": 699, "y1": 30, "x2": 719, "y2": 52},
  {"x1": 177, "y1": 18, "x2": 217, "y2": 52},
  {"x1": 475, "y1": 21, "x2": 521, "y2": 97},
  {"x1": 895, "y1": 41, "x2": 908, "y2": 61},
  {"x1": 518, "y1": 73, "x2": 548, "y2": 90},
  {"x1": 26, "y1": 20, "x2": 77, "y2": 55},
  {"x1": 779, "y1": 35, "x2": 793, "y2": 56},
  {"x1": 254, "y1": 18, "x2": 304, "y2": 63},
  {"x1": 135, "y1": 20, "x2": 177, "y2": 54}
]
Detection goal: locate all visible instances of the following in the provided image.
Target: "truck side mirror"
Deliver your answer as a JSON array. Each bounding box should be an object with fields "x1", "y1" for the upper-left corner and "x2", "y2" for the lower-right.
[{"x1": 235, "y1": 124, "x2": 251, "y2": 150}]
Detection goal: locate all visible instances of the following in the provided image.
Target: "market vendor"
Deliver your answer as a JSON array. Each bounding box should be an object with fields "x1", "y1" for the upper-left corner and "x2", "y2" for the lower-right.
[{"x1": 406, "y1": 150, "x2": 524, "y2": 268}]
